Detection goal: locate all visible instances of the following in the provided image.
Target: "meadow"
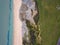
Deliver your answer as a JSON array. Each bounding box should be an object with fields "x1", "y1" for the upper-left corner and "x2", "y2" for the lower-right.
[{"x1": 36, "y1": 0, "x2": 60, "y2": 45}]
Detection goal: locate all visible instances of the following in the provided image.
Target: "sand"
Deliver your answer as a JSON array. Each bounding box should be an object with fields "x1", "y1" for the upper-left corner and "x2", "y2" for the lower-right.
[{"x1": 13, "y1": 0, "x2": 23, "y2": 45}]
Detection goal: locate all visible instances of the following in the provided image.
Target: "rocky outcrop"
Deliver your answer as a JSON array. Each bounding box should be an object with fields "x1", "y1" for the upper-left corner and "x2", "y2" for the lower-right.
[{"x1": 19, "y1": 0, "x2": 38, "y2": 45}]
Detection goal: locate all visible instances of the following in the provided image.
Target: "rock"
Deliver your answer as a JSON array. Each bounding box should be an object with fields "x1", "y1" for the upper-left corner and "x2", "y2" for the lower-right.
[
  {"x1": 19, "y1": 0, "x2": 38, "y2": 45},
  {"x1": 57, "y1": 38, "x2": 60, "y2": 45}
]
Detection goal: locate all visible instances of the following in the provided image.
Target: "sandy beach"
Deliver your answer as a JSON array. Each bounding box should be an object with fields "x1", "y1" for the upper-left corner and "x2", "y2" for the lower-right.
[{"x1": 13, "y1": 0, "x2": 22, "y2": 45}]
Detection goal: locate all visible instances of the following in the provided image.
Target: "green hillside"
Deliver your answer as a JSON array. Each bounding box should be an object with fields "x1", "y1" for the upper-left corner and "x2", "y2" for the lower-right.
[{"x1": 36, "y1": 0, "x2": 60, "y2": 45}]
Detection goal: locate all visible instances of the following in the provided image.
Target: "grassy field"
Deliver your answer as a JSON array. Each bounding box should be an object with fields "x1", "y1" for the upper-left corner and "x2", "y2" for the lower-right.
[{"x1": 36, "y1": 0, "x2": 60, "y2": 45}]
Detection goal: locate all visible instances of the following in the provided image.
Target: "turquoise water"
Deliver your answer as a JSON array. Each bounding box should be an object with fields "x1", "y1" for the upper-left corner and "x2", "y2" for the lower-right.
[
  {"x1": 0, "y1": 0, "x2": 13, "y2": 45},
  {"x1": 7, "y1": 0, "x2": 13, "y2": 45}
]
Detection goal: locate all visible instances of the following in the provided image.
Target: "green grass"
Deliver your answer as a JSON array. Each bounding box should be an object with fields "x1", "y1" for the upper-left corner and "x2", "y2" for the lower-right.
[{"x1": 36, "y1": 0, "x2": 60, "y2": 45}]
